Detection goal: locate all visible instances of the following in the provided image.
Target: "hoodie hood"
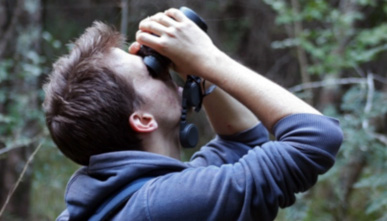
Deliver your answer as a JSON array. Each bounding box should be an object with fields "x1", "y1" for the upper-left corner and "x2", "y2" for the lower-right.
[{"x1": 63, "y1": 150, "x2": 187, "y2": 220}]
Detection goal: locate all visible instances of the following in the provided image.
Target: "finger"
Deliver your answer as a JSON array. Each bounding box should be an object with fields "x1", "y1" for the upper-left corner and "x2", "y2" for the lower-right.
[
  {"x1": 165, "y1": 8, "x2": 187, "y2": 22},
  {"x1": 128, "y1": 42, "x2": 141, "y2": 54},
  {"x1": 149, "y1": 13, "x2": 178, "y2": 27},
  {"x1": 139, "y1": 20, "x2": 169, "y2": 37},
  {"x1": 136, "y1": 31, "x2": 162, "y2": 50}
]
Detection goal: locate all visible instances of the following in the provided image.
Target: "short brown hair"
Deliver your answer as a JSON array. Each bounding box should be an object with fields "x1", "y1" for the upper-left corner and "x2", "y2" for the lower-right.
[{"x1": 43, "y1": 22, "x2": 143, "y2": 165}]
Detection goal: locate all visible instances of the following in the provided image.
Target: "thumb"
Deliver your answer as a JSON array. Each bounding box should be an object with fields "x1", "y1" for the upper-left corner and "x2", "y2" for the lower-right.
[{"x1": 128, "y1": 42, "x2": 141, "y2": 54}]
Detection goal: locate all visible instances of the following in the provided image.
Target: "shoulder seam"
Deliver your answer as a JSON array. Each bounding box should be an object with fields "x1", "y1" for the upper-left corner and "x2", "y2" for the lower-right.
[{"x1": 144, "y1": 180, "x2": 154, "y2": 221}]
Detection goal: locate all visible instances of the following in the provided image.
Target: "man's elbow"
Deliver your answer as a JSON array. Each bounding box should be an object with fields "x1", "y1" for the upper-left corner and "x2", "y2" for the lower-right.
[{"x1": 319, "y1": 118, "x2": 344, "y2": 157}]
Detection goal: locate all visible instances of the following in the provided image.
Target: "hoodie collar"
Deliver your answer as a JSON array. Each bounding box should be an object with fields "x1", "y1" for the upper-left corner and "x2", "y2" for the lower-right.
[{"x1": 64, "y1": 150, "x2": 187, "y2": 220}]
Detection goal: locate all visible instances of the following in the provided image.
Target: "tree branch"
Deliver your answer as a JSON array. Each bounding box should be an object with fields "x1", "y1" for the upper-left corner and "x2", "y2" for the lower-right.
[
  {"x1": 290, "y1": 0, "x2": 312, "y2": 103},
  {"x1": 0, "y1": 142, "x2": 42, "y2": 217},
  {"x1": 362, "y1": 73, "x2": 374, "y2": 129},
  {"x1": 369, "y1": 132, "x2": 387, "y2": 146},
  {"x1": 0, "y1": 137, "x2": 40, "y2": 156},
  {"x1": 288, "y1": 77, "x2": 367, "y2": 93}
]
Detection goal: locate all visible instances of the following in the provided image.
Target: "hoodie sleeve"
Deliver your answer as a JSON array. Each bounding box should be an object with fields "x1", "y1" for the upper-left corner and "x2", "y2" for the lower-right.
[
  {"x1": 56, "y1": 210, "x2": 70, "y2": 221},
  {"x1": 138, "y1": 114, "x2": 343, "y2": 221},
  {"x1": 188, "y1": 123, "x2": 270, "y2": 167}
]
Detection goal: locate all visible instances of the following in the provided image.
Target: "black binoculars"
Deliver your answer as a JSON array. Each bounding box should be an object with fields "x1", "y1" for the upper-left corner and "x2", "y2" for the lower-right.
[
  {"x1": 139, "y1": 7, "x2": 209, "y2": 148},
  {"x1": 140, "y1": 7, "x2": 208, "y2": 77}
]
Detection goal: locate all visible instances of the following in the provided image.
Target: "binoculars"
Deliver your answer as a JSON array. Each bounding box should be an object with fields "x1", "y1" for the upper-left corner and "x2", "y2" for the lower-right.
[
  {"x1": 139, "y1": 7, "x2": 209, "y2": 148},
  {"x1": 141, "y1": 7, "x2": 208, "y2": 77}
]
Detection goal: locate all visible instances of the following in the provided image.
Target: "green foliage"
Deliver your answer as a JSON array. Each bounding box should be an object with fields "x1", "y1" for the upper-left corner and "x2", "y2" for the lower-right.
[
  {"x1": 277, "y1": 85, "x2": 387, "y2": 221},
  {"x1": 27, "y1": 33, "x2": 76, "y2": 220},
  {"x1": 31, "y1": 138, "x2": 79, "y2": 220},
  {"x1": 1, "y1": 1, "x2": 384, "y2": 220},
  {"x1": 0, "y1": 35, "x2": 46, "y2": 148},
  {"x1": 222, "y1": 18, "x2": 251, "y2": 53},
  {"x1": 265, "y1": 0, "x2": 387, "y2": 76},
  {"x1": 0, "y1": 9, "x2": 70, "y2": 219},
  {"x1": 262, "y1": 0, "x2": 387, "y2": 220},
  {"x1": 332, "y1": 86, "x2": 386, "y2": 220}
]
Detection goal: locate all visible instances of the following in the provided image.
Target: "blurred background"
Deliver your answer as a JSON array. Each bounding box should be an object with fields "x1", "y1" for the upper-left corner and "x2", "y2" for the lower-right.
[{"x1": 0, "y1": 0, "x2": 386, "y2": 220}]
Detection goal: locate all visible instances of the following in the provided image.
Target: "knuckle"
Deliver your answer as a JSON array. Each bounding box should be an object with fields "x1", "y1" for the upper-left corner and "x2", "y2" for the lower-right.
[
  {"x1": 136, "y1": 32, "x2": 149, "y2": 43},
  {"x1": 159, "y1": 16, "x2": 168, "y2": 24},
  {"x1": 158, "y1": 39, "x2": 169, "y2": 52},
  {"x1": 184, "y1": 22, "x2": 194, "y2": 29},
  {"x1": 174, "y1": 23, "x2": 186, "y2": 32},
  {"x1": 139, "y1": 20, "x2": 149, "y2": 29},
  {"x1": 166, "y1": 27, "x2": 176, "y2": 36},
  {"x1": 152, "y1": 13, "x2": 163, "y2": 21},
  {"x1": 136, "y1": 34, "x2": 145, "y2": 42},
  {"x1": 167, "y1": 8, "x2": 178, "y2": 16},
  {"x1": 147, "y1": 22, "x2": 155, "y2": 30}
]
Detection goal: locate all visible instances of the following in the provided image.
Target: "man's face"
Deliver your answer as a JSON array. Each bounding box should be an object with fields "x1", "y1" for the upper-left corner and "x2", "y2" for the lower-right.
[{"x1": 106, "y1": 48, "x2": 182, "y2": 130}]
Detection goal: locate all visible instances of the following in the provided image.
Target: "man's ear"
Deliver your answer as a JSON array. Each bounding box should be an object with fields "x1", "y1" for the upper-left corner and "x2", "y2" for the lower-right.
[{"x1": 129, "y1": 112, "x2": 158, "y2": 133}]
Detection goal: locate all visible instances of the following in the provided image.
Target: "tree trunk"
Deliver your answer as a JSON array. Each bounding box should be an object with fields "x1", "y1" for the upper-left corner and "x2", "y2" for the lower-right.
[
  {"x1": 120, "y1": 0, "x2": 129, "y2": 35},
  {"x1": 318, "y1": 0, "x2": 358, "y2": 109},
  {"x1": 0, "y1": 0, "x2": 42, "y2": 219},
  {"x1": 290, "y1": 0, "x2": 312, "y2": 104}
]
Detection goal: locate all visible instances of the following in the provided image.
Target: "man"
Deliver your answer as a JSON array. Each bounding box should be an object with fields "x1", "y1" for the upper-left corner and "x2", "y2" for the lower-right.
[{"x1": 44, "y1": 8, "x2": 343, "y2": 221}]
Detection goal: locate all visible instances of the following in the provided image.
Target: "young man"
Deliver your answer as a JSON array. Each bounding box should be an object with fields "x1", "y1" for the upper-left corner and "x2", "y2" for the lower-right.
[{"x1": 44, "y1": 8, "x2": 343, "y2": 221}]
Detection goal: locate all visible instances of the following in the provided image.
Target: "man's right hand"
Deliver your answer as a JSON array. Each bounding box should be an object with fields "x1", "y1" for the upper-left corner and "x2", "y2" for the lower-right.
[{"x1": 135, "y1": 8, "x2": 220, "y2": 78}]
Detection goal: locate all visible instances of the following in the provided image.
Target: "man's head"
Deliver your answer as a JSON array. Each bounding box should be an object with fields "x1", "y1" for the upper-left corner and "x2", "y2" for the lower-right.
[{"x1": 43, "y1": 22, "x2": 182, "y2": 165}]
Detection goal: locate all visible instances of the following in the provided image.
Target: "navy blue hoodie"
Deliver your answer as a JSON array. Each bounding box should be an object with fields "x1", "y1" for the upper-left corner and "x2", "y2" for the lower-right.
[{"x1": 57, "y1": 114, "x2": 343, "y2": 221}]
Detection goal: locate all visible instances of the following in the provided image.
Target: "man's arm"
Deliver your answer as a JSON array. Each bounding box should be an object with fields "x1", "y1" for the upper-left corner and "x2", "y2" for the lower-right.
[
  {"x1": 136, "y1": 9, "x2": 321, "y2": 132},
  {"x1": 202, "y1": 85, "x2": 259, "y2": 136},
  {"x1": 199, "y1": 52, "x2": 322, "y2": 132}
]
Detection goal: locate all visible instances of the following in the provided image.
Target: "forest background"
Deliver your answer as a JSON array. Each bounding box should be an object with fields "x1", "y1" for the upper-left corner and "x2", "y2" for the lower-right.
[{"x1": 0, "y1": 0, "x2": 386, "y2": 220}]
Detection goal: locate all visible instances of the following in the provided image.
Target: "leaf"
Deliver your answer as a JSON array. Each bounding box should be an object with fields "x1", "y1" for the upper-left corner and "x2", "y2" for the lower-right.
[{"x1": 365, "y1": 192, "x2": 387, "y2": 214}]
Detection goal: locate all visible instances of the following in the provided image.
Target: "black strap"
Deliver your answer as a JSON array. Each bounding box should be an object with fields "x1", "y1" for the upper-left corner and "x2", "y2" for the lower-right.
[
  {"x1": 89, "y1": 177, "x2": 154, "y2": 221},
  {"x1": 187, "y1": 75, "x2": 216, "y2": 112}
]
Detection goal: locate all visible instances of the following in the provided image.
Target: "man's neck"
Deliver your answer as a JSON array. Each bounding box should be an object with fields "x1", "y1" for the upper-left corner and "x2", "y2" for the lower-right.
[{"x1": 141, "y1": 127, "x2": 181, "y2": 160}]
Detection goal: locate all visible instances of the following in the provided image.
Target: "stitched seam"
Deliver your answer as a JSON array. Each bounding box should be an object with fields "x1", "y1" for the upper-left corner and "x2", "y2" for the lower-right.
[
  {"x1": 144, "y1": 180, "x2": 154, "y2": 221},
  {"x1": 64, "y1": 170, "x2": 85, "y2": 196},
  {"x1": 90, "y1": 162, "x2": 186, "y2": 172}
]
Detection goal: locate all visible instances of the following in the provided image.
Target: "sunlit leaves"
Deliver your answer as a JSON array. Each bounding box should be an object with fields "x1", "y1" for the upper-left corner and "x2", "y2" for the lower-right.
[{"x1": 264, "y1": 0, "x2": 387, "y2": 76}]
